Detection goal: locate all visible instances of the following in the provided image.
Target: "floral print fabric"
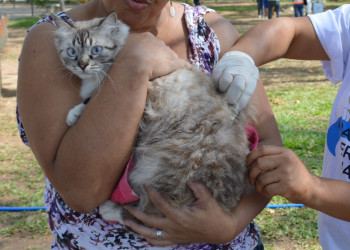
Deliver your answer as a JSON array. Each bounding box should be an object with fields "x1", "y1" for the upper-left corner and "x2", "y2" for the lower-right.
[{"x1": 16, "y1": 4, "x2": 261, "y2": 249}]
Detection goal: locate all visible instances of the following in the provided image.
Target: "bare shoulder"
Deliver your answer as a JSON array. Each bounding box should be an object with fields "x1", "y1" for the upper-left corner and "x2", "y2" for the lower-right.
[
  {"x1": 19, "y1": 21, "x2": 79, "y2": 106},
  {"x1": 17, "y1": 21, "x2": 80, "y2": 173},
  {"x1": 19, "y1": 21, "x2": 62, "y2": 79},
  {"x1": 203, "y1": 11, "x2": 239, "y2": 57}
]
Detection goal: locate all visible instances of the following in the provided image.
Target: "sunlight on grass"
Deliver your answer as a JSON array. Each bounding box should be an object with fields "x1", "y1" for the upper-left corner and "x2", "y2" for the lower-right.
[{"x1": 8, "y1": 17, "x2": 41, "y2": 29}]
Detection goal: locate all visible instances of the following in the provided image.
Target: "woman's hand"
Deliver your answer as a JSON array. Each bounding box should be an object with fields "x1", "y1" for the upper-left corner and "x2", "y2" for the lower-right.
[
  {"x1": 247, "y1": 145, "x2": 315, "y2": 203},
  {"x1": 117, "y1": 32, "x2": 190, "y2": 80},
  {"x1": 124, "y1": 182, "x2": 237, "y2": 246}
]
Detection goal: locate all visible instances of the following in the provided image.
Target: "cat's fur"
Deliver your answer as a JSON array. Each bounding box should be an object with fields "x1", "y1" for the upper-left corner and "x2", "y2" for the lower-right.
[{"x1": 54, "y1": 13, "x2": 253, "y2": 224}]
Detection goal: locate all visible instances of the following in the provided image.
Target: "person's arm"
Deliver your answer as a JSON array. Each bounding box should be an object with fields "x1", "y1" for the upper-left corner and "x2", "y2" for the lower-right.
[
  {"x1": 17, "y1": 23, "x2": 186, "y2": 213},
  {"x1": 231, "y1": 16, "x2": 329, "y2": 66},
  {"x1": 247, "y1": 145, "x2": 350, "y2": 221},
  {"x1": 123, "y1": 12, "x2": 283, "y2": 245}
]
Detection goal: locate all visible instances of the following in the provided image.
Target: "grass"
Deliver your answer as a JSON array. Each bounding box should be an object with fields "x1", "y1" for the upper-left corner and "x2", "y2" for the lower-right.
[
  {"x1": 8, "y1": 17, "x2": 41, "y2": 29},
  {"x1": 210, "y1": 5, "x2": 258, "y2": 12},
  {"x1": 0, "y1": 111, "x2": 47, "y2": 237}
]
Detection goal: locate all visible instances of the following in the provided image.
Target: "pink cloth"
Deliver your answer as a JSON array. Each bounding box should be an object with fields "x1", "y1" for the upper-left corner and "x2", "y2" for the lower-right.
[
  {"x1": 245, "y1": 124, "x2": 259, "y2": 151},
  {"x1": 110, "y1": 125, "x2": 259, "y2": 204},
  {"x1": 109, "y1": 156, "x2": 139, "y2": 204}
]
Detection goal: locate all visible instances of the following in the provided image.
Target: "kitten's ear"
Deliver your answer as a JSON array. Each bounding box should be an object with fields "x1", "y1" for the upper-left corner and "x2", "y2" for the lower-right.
[
  {"x1": 99, "y1": 12, "x2": 129, "y2": 41},
  {"x1": 101, "y1": 12, "x2": 118, "y2": 26},
  {"x1": 53, "y1": 15, "x2": 73, "y2": 34}
]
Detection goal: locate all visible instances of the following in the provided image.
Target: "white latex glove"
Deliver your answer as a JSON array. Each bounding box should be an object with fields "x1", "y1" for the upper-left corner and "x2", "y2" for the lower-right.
[{"x1": 212, "y1": 51, "x2": 259, "y2": 112}]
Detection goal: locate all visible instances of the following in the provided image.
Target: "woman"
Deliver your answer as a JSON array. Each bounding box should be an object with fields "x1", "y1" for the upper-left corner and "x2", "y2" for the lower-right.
[
  {"x1": 16, "y1": 0, "x2": 282, "y2": 248},
  {"x1": 218, "y1": 5, "x2": 350, "y2": 249}
]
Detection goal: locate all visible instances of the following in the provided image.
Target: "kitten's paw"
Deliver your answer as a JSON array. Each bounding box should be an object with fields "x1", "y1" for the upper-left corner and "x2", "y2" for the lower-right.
[
  {"x1": 66, "y1": 103, "x2": 86, "y2": 126},
  {"x1": 99, "y1": 200, "x2": 125, "y2": 224}
]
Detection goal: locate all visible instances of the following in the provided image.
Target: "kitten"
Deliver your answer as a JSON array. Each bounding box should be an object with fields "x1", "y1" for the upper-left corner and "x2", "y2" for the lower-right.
[
  {"x1": 54, "y1": 13, "x2": 129, "y2": 126},
  {"x1": 54, "y1": 13, "x2": 253, "y2": 224}
]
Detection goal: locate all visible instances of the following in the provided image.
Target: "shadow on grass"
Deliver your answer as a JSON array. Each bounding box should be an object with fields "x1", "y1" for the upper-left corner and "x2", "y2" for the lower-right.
[{"x1": 1, "y1": 88, "x2": 16, "y2": 98}]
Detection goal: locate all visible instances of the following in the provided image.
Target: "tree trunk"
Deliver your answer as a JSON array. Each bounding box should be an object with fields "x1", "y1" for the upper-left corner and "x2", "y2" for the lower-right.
[{"x1": 58, "y1": 0, "x2": 65, "y2": 12}]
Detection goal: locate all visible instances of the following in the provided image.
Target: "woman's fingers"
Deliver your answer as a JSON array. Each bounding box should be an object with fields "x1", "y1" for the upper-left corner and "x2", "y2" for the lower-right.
[
  {"x1": 144, "y1": 185, "x2": 181, "y2": 221},
  {"x1": 124, "y1": 219, "x2": 174, "y2": 246},
  {"x1": 124, "y1": 204, "x2": 165, "y2": 229},
  {"x1": 187, "y1": 181, "x2": 212, "y2": 209}
]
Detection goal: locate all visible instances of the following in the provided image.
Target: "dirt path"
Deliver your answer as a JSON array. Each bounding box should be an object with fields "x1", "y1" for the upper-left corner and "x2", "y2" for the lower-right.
[
  {"x1": 0, "y1": 28, "x2": 54, "y2": 249},
  {"x1": 0, "y1": 235, "x2": 53, "y2": 250}
]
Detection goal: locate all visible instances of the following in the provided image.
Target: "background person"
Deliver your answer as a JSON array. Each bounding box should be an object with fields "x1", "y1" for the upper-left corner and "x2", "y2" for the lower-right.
[
  {"x1": 267, "y1": 0, "x2": 280, "y2": 19},
  {"x1": 304, "y1": 0, "x2": 312, "y2": 15},
  {"x1": 293, "y1": 0, "x2": 304, "y2": 17},
  {"x1": 257, "y1": 0, "x2": 264, "y2": 18}
]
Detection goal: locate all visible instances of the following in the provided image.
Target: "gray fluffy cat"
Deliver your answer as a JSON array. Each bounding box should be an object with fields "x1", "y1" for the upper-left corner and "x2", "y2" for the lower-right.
[{"x1": 54, "y1": 13, "x2": 252, "y2": 224}]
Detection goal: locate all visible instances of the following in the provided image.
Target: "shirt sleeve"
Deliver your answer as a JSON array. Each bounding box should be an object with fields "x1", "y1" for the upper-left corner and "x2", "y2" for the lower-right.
[{"x1": 308, "y1": 5, "x2": 350, "y2": 84}]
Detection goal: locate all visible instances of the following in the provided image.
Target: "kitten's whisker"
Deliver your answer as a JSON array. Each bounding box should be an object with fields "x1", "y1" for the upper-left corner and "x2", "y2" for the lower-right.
[
  {"x1": 100, "y1": 70, "x2": 117, "y2": 94},
  {"x1": 55, "y1": 66, "x2": 75, "y2": 84}
]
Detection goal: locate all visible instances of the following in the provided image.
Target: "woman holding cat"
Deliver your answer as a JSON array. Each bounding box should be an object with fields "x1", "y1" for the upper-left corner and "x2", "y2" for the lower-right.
[{"x1": 17, "y1": 0, "x2": 282, "y2": 248}]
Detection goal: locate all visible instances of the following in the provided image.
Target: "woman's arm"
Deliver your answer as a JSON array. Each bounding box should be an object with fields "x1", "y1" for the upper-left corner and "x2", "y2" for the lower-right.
[
  {"x1": 232, "y1": 16, "x2": 329, "y2": 66},
  {"x1": 17, "y1": 23, "x2": 185, "y2": 212}
]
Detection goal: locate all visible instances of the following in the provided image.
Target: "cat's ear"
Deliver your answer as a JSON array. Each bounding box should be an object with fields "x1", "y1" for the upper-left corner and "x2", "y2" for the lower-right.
[
  {"x1": 114, "y1": 20, "x2": 130, "y2": 42},
  {"x1": 53, "y1": 15, "x2": 73, "y2": 35},
  {"x1": 99, "y1": 12, "x2": 129, "y2": 40},
  {"x1": 99, "y1": 12, "x2": 118, "y2": 28}
]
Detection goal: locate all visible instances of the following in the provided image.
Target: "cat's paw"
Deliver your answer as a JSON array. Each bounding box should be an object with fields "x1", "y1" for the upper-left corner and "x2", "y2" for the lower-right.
[
  {"x1": 66, "y1": 103, "x2": 86, "y2": 126},
  {"x1": 99, "y1": 200, "x2": 125, "y2": 224}
]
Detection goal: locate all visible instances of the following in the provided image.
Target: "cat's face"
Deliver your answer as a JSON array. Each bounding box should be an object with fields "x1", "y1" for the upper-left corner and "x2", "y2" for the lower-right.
[{"x1": 54, "y1": 13, "x2": 129, "y2": 80}]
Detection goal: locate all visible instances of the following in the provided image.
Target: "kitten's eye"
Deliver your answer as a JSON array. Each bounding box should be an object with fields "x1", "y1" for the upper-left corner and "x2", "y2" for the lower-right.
[
  {"x1": 91, "y1": 46, "x2": 102, "y2": 56},
  {"x1": 67, "y1": 48, "x2": 77, "y2": 58}
]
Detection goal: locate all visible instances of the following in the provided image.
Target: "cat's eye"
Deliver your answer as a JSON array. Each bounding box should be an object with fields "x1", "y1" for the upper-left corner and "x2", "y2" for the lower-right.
[
  {"x1": 91, "y1": 46, "x2": 102, "y2": 56},
  {"x1": 67, "y1": 48, "x2": 77, "y2": 58}
]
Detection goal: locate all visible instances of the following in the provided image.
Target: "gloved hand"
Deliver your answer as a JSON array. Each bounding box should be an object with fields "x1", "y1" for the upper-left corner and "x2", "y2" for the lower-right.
[{"x1": 212, "y1": 51, "x2": 259, "y2": 112}]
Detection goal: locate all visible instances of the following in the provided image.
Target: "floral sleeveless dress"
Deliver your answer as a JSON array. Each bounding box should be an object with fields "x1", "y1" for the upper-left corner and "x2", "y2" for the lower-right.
[{"x1": 16, "y1": 4, "x2": 262, "y2": 249}]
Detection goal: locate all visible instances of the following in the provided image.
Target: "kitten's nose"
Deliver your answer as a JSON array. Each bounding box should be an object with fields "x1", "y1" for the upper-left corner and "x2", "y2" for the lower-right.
[{"x1": 78, "y1": 62, "x2": 88, "y2": 70}]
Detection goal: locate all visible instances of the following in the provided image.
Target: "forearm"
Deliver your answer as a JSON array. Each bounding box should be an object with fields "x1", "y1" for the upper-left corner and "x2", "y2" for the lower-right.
[
  {"x1": 231, "y1": 17, "x2": 328, "y2": 66},
  {"x1": 231, "y1": 18, "x2": 296, "y2": 66},
  {"x1": 52, "y1": 65, "x2": 149, "y2": 212},
  {"x1": 230, "y1": 187, "x2": 270, "y2": 237},
  {"x1": 305, "y1": 175, "x2": 350, "y2": 221},
  {"x1": 250, "y1": 79, "x2": 283, "y2": 147}
]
